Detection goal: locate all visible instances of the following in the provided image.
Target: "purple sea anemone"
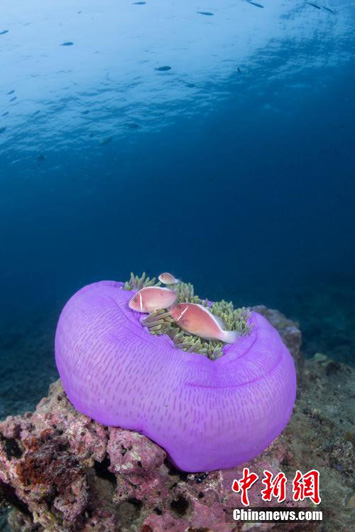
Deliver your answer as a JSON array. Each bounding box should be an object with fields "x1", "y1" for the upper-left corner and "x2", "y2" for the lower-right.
[{"x1": 55, "y1": 280, "x2": 296, "y2": 472}]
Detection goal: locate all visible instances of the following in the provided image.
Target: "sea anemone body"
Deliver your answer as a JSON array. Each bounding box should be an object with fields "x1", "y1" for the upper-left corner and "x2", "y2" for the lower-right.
[{"x1": 55, "y1": 281, "x2": 296, "y2": 472}]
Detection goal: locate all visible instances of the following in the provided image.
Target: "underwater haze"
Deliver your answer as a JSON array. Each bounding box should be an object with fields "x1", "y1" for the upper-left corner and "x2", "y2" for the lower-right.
[{"x1": 0, "y1": 0, "x2": 355, "y2": 417}]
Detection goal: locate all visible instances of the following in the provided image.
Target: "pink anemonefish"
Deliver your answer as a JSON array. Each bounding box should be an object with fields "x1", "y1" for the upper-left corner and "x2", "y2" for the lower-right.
[
  {"x1": 129, "y1": 286, "x2": 177, "y2": 313},
  {"x1": 169, "y1": 302, "x2": 239, "y2": 343},
  {"x1": 158, "y1": 272, "x2": 181, "y2": 285}
]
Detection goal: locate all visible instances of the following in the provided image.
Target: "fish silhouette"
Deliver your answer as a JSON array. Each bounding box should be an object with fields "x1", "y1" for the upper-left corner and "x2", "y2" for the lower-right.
[{"x1": 155, "y1": 66, "x2": 172, "y2": 72}]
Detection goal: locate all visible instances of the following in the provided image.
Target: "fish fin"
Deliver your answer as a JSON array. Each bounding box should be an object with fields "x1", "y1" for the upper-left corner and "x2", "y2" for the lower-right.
[
  {"x1": 220, "y1": 330, "x2": 240, "y2": 344},
  {"x1": 213, "y1": 314, "x2": 226, "y2": 329}
]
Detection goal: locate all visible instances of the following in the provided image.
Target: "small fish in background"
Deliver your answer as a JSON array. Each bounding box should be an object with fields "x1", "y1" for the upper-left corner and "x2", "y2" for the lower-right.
[
  {"x1": 307, "y1": 2, "x2": 335, "y2": 13},
  {"x1": 100, "y1": 136, "x2": 113, "y2": 145},
  {"x1": 36, "y1": 154, "x2": 46, "y2": 167},
  {"x1": 197, "y1": 11, "x2": 214, "y2": 16},
  {"x1": 321, "y1": 5, "x2": 335, "y2": 14},
  {"x1": 169, "y1": 303, "x2": 239, "y2": 343},
  {"x1": 129, "y1": 287, "x2": 177, "y2": 313},
  {"x1": 0, "y1": 30, "x2": 9, "y2": 35},
  {"x1": 125, "y1": 122, "x2": 141, "y2": 130},
  {"x1": 61, "y1": 41, "x2": 74, "y2": 46},
  {"x1": 158, "y1": 272, "x2": 181, "y2": 285},
  {"x1": 245, "y1": 0, "x2": 264, "y2": 8},
  {"x1": 155, "y1": 66, "x2": 172, "y2": 72}
]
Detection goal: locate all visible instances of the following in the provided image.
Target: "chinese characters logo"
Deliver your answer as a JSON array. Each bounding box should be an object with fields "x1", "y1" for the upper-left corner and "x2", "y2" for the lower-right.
[{"x1": 232, "y1": 468, "x2": 321, "y2": 506}]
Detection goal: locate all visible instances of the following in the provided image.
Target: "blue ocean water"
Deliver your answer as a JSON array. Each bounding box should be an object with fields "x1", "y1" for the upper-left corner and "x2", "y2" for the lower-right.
[{"x1": 0, "y1": 1, "x2": 354, "y2": 417}]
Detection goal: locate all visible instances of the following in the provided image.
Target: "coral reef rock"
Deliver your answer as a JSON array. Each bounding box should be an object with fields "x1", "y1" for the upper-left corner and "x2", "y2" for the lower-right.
[{"x1": 0, "y1": 307, "x2": 353, "y2": 531}]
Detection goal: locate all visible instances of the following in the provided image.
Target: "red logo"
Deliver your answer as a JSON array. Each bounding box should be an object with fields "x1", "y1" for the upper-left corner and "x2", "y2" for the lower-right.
[
  {"x1": 293, "y1": 469, "x2": 321, "y2": 505},
  {"x1": 232, "y1": 469, "x2": 321, "y2": 506},
  {"x1": 232, "y1": 467, "x2": 259, "y2": 506},
  {"x1": 261, "y1": 470, "x2": 287, "y2": 503}
]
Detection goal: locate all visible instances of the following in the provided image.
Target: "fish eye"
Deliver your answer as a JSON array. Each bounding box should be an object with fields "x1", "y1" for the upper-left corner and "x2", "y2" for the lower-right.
[{"x1": 133, "y1": 296, "x2": 138, "y2": 302}]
